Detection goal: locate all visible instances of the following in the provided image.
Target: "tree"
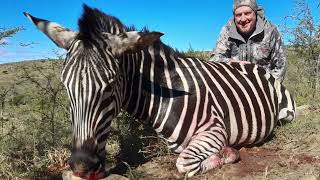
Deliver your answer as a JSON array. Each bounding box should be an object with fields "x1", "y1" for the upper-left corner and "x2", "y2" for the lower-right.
[
  {"x1": 18, "y1": 59, "x2": 69, "y2": 147},
  {"x1": 0, "y1": 27, "x2": 24, "y2": 136},
  {"x1": 283, "y1": 0, "x2": 320, "y2": 99},
  {"x1": 0, "y1": 27, "x2": 24, "y2": 46}
]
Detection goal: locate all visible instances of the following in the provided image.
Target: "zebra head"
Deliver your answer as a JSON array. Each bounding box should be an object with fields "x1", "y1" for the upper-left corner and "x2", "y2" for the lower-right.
[{"x1": 24, "y1": 5, "x2": 163, "y2": 178}]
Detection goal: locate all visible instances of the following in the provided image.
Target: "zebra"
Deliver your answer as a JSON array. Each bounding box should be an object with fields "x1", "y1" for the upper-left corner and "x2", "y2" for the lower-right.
[{"x1": 24, "y1": 5, "x2": 296, "y2": 178}]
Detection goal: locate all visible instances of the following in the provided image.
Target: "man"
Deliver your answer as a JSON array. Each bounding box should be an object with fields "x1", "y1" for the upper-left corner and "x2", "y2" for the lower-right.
[{"x1": 209, "y1": 0, "x2": 286, "y2": 82}]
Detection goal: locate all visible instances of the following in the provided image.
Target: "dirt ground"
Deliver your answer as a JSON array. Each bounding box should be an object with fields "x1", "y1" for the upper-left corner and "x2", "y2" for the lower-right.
[
  {"x1": 134, "y1": 147, "x2": 319, "y2": 180},
  {"x1": 130, "y1": 107, "x2": 320, "y2": 180}
]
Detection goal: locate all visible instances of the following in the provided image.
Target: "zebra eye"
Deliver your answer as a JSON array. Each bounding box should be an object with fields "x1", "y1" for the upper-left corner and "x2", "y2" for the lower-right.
[
  {"x1": 102, "y1": 33, "x2": 109, "y2": 38},
  {"x1": 118, "y1": 33, "x2": 128, "y2": 39}
]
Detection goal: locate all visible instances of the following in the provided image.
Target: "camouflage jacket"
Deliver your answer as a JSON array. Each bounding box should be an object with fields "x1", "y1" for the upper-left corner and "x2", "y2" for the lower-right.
[{"x1": 209, "y1": 16, "x2": 287, "y2": 81}]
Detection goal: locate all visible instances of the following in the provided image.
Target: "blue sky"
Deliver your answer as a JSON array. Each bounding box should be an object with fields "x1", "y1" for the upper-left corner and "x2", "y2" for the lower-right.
[{"x1": 0, "y1": 0, "x2": 319, "y2": 64}]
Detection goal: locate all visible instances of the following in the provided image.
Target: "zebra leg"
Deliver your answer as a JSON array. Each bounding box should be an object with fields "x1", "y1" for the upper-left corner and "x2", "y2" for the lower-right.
[
  {"x1": 175, "y1": 128, "x2": 229, "y2": 177},
  {"x1": 278, "y1": 86, "x2": 296, "y2": 123}
]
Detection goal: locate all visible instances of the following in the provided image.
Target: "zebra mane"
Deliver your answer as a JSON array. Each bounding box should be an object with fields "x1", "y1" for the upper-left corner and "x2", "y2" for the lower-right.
[
  {"x1": 78, "y1": 4, "x2": 127, "y2": 37},
  {"x1": 78, "y1": 4, "x2": 184, "y2": 57}
]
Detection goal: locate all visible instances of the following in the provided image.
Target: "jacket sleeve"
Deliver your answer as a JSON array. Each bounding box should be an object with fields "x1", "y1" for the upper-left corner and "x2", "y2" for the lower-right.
[
  {"x1": 208, "y1": 25, "x2": 232, "y2": 63},
  {"x1": 268, "y1": 27, "x2": 287, "y2": 82}
]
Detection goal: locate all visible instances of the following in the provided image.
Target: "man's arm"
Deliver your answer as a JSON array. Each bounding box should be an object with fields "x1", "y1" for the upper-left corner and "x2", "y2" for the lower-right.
[
  {"x1": 208, "y1": 26, "x2": 232, "y2": 63},
  {"x1": 268, "y1": 27, "x2": 287, "y2": 82}
]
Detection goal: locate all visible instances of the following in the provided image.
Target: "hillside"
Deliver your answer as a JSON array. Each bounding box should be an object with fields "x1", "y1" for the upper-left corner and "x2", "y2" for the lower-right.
[{"x1": 0, "y1": 57, "x2": 319, "y2": 180}]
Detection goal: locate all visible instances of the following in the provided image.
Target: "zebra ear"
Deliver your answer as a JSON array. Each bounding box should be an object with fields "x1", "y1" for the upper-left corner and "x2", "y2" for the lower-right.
[
  {"x1": 103, "y1": 31, "x2": 164, "y2": 55},
  {"x1": 135, "y1": 31, "x2": 164, "y2": 48},
  {"x1": 23, "y1": 12, "x2": 77, "y2": 50}
]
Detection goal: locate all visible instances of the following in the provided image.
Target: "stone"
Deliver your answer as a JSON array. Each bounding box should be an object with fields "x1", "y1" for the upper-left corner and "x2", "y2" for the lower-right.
[{"x1": 62, "y1": 171, "x2": 129, "y2": 180}]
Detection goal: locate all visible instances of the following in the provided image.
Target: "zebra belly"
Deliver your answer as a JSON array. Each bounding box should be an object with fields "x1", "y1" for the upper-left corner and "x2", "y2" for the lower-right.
[{"x1": 226, "y1": 115, "x2": 277, "y2": 147}]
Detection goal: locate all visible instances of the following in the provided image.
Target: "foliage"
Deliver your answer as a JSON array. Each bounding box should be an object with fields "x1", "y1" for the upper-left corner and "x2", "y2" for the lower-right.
[
  {"x1": 183, "y1": 45, "x2": 211, "y2": 60},
  {"x1": 282, "y1": 0, "x2": 320, "y2": 104},
  {"x1": 0, "y1": 59, "x2": 71, "y2": 179},
  {"x1": 18, "y1": 60, "x2": 70, "y2": 147},
  {"x1": 0, "y1": 27, "x2": 24, "y2": 46},
  {"x1": 108, "y1": 112, "x2": 170, "y2": 175}
]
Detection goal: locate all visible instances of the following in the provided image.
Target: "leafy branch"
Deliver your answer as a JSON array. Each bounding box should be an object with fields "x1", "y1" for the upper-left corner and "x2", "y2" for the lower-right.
[{"x1": 0, "y1": 27, "x2": 24, "y2": 46}]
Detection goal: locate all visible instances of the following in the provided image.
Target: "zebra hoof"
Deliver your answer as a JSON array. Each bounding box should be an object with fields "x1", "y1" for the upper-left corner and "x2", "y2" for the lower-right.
[
  {"x1": 221, "y1": 147, "x2": 240, "y2": 164},
  {"x1": 200, "y1": 154, "x2": 223, "y2": 174}
]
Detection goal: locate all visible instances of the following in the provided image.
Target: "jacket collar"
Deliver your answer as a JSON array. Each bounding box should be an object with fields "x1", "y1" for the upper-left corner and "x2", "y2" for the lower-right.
[{"x1": 228, "y1": 15, "x2": 265, "y2": 42}]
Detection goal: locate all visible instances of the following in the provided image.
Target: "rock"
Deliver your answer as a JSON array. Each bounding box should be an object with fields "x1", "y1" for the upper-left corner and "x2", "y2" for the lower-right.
[
  {"x1": 62, "y1": 171, "x2": 83, "y2": 180},
  {"x1": 103, "y1": 174, "x2": 129, "y2": 180},
  {"x1": 62, "y1": 171, "x2": 129, "y2": 180}
]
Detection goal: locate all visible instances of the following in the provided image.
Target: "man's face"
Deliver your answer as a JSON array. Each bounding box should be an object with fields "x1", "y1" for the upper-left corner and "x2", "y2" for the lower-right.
[{"x1": 234, "y1": 6, "x2": 257, "y2": 36}]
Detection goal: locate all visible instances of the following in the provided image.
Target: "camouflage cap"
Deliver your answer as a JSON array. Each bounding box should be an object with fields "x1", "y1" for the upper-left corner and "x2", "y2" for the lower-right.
[{"x1": 233, "y1": 0, "x2": 258, "y2": 12}]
